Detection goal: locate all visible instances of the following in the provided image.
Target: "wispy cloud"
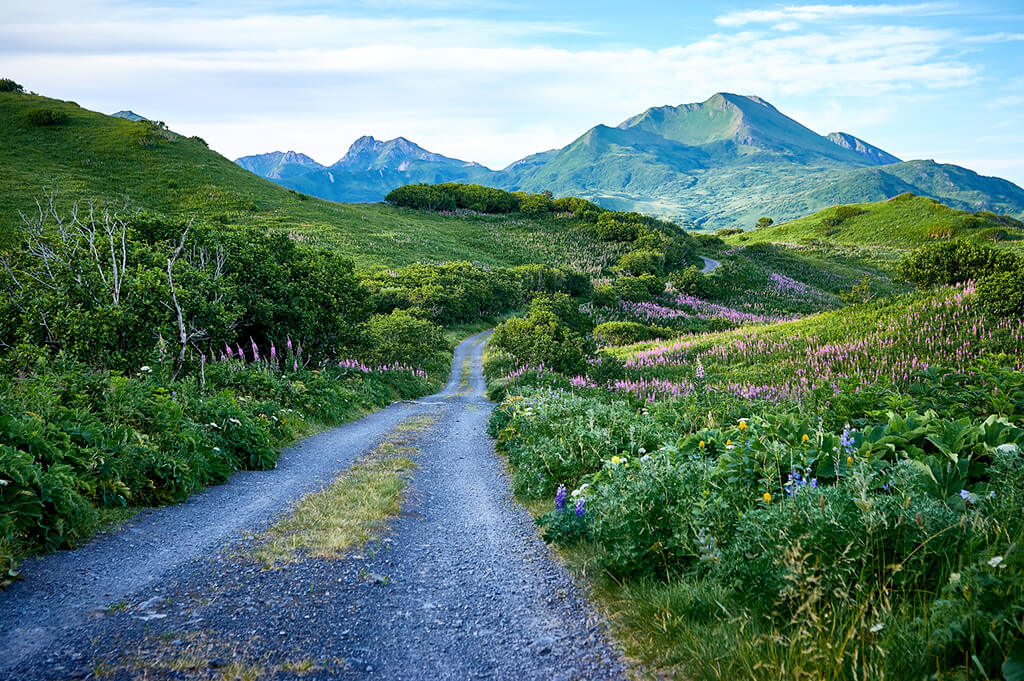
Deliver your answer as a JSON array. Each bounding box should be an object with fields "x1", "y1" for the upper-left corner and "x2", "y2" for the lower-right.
[
  {"x1": 963, "y1": 32, "x2": 1024, "y2": 43},
  {"x1": 715, "y1": 3, "x2": 952, "y2": 27}
]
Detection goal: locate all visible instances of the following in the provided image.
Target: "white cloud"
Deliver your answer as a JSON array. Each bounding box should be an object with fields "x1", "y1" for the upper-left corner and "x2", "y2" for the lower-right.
[
  {"x1": 715, "y1": 3, "x2": 951, "y2": 27},
  {"x1": 1, "y1": 1, "x2": 1019, "y2": 186},
  {"x1": 963, "y1": 32, "x2": 1024, "y2": 44}
]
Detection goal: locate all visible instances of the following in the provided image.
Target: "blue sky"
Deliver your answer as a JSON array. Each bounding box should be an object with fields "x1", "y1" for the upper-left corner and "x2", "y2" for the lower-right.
[{"x1": 3, "y1": 1, "x2": 1024, "y2": 185}]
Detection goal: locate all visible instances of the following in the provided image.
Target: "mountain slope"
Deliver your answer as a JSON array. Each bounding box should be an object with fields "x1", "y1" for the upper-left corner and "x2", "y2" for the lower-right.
[{"x1": 827, "y1": 132, "x2": 901, "y2": 165}]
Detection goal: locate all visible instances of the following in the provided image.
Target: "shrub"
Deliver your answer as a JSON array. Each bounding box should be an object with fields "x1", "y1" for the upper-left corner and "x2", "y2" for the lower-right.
[
  {"x1": 977, "y1": 265, "x2": 1024, "y2": 318},
  {"x1": 364, "y1": 309, "x2": 447, "y2": 367},
  {"x1": 616, "y1": 249, "x2": 665, "y2": 276},
  {"x1": 491, "y1": 294, "x2": 595, "y2": 374},
  {"x1": 897, "y1": 240, "x2": 1020, "y2": 288},
  {"x1": 669, "y1": 265, "x2": 711, "y2": 297},
  {"x1": 25, "y1": 108, "x2": 68, "y2": 126},
  {"x1": 612, "y1": 274, "x2": 665, "y2": 301},
  {"x1": 586, "y1": 453, "x2": 714, "y2": 579},
  {"x1": 0, "y1": 78, "x2": 25, "y2": 93},
  {"x1": 594, "y1": 321, "x2": 672, "y2": 346}
]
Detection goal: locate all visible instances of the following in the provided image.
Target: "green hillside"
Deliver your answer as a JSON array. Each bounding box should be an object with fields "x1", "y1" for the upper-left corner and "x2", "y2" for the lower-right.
[
  {"x1": 0, "y1": 91, "x2": 612, "y2": 270},
  {"x1": 732, "y1": 193, "x2": 1024, "y2": 250}
]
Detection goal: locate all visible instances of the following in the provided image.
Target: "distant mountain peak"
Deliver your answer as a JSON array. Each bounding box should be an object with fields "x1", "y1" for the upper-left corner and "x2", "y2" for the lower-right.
[
  {"x1": 110, "y1": 110, "x2": 147, "y2": 121},
  {"x1": 827, "y1": 132, "x2": 901, "y2": 165},
  {"x1": 235, "y1": 150, "x2": 324, "y2": 180},
  {"x1": 333, "y1": 135, "x2": 476, "y2": 171}
]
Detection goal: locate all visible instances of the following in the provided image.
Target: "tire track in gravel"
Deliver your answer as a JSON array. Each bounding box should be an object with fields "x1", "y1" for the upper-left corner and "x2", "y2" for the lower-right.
[{"x1": 0, "y1": 330, "x2": 628, "y2": 680}]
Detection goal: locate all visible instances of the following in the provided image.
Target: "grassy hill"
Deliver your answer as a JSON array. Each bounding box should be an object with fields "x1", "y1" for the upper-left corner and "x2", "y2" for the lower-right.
[
  {"x1": 730, "y1": 193, "x2": 1024, "y2": 250},
  {"x1": 0, "y1": 91, "x2": 615, "y2": 271}
]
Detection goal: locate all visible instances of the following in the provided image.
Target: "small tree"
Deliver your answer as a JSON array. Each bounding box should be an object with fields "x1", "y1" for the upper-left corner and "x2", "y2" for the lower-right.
[
  {"x1": 0, "y1": 78, "x2": 25, "y2": 93},
  {"x1": 756, "y1": 217, "x2": 774, "y2": 229}
]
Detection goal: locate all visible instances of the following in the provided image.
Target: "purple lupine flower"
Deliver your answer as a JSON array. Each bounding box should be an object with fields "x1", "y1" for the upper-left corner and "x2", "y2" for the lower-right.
[
  {"x1": 555, "y1": 485, "x2": 567, "y2": 512},
  {"x1": 960, "y1": 489, "x2": 970, "y2": 500},
  {"x1": 695, "y1": 359, "x2": 705, "y2": 380},
  {"x1": 287, "y1": 337, "x2": 293, "y2": 353},
  {"x1": 225, "y1": 343, "x2": 233, "y2": 358},
  {"x1": 237, "y1": 343, "x2": 245, "y2": 360},
  {"x1": 840, "y1": 425, "x2": 856, "y2": 455},
  {"x1": 574, "y1": 497, "x2": 586, "y2": 517},
  {"x1": 270, "y1": 343, "x2": 277, "y2": 364},
  {"x1": 293, "y1": 358, "x2": 298, "y2": 372},
  {"x1": 250, "y1": 338, "x2": 259, "y2": 361}
]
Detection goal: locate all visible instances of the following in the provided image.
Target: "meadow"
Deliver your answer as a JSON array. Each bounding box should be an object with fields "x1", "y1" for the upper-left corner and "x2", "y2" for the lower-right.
[{"x1": 486, "y1": 238, "x2": 1024, "y2": 679}]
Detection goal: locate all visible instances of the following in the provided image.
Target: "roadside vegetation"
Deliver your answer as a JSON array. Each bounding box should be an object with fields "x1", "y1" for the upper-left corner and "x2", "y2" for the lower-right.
[{"x1": 486, "y1": 239, "x2": 1024, "y2": 679}]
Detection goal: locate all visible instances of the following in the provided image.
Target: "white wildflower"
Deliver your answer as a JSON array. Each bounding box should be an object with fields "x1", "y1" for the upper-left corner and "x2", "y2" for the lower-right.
[
  {"x1": 988, "y1": 556, "x2": 1005, "y2": 568},
  {"x1": 869, "y1": 623, "x2": 884, "y2": 634},
  {"x1": 139, "y1": 366, "x2": 152, "y2": 373}
]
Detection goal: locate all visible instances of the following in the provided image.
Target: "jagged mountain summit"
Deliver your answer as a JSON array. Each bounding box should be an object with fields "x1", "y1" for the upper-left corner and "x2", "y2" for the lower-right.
[
  {"x1": 235, "y1": 93, "x2": 1024, "y2": 228},
  {"x1": 235, "y1": 151, "x2": 325, "y2": 180}
]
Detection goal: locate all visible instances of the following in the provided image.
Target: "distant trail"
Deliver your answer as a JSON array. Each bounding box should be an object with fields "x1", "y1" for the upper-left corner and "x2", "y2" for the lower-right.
[
  {"x1": 0, "y1": 331, "x2": 626, "y2": 680},
  {"x1": 700, "y1": 255, "x2": 721, "y2": 273}
]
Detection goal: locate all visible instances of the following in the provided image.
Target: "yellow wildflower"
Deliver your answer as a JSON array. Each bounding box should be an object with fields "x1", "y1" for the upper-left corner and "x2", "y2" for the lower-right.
[
  {"x1": 726, "y1": 439, "x2": 732, "y2": 446},
  {"x1": 802, "y1": 434, "x2": 810, "y2": 443},
  {"x1": 611, "y1": 456, "x2": 621, "y2": 465},
  {"x1": 738, "y1": 420, "x2": 747, "y2": 432},
  {"x1": 698, "y1": 440, "x2": 706, "y2": 450},
  {"x1": 763, "y1": 492, "x2": 772, "y2": 503},
  {"x1": 847, "y1": 456, "x2": 853, "y2": 465}
]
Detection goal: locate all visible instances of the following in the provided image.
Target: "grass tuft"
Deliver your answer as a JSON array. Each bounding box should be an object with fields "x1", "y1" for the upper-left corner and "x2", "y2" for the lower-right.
[{"x1": 250, "y1": 414, "x2": 435, "y2": 566}]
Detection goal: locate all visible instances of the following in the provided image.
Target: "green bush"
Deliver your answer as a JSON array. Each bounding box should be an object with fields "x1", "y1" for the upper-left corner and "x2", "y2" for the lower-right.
[
  {"x1": 612, "y1": 273, "x2": 665, "y2": 301},
  {"x1": 25, "y1": 108, "x2": 68, "y2": 126},
  {"x1": 616, "y1": 249, "x2": 665, "y2": 276},
  {"x1": 897, "y1": 240, "x2": 1020, "y2": 288},
  {"x1": 669, "y1": 265, "x2": 711, "y2": 297},
  {"x1": 977, "y1": 265, "x2": 1024, "y2": 318},
  {"x1": 364, "y1": 309, "x2": 447, "y2": 368},
  {"x1": 491, "y1": 294, "x2": 595, "y2": 375},
  {"x1": 594, "y1": 321, "x2": 672, "y2": 346},
  {"x1": 0, "y1": 78, "x2": 24, "y2": 93}
]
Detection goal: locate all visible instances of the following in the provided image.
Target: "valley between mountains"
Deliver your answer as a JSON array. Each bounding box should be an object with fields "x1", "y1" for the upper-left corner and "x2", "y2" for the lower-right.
[{"x1": 2, "y1": 79, "x2": 1024, "y2": 680}]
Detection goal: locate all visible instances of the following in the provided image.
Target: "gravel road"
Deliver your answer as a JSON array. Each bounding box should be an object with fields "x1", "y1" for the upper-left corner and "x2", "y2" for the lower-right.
[
  {"x1": 699, "y1": 255, "x2": 721, "y2": 273},
  {"x1": 0, "y1": 331, "x2": 627, "y2": 680}
]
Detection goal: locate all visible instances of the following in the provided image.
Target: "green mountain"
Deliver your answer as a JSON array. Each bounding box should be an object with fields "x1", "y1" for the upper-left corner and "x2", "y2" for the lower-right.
[
  {"x1": 236, "y1": 93, "x2": 1024, "y2": 230},
  {"x1": 732, "y1": 193, "x2": 1024, "y2": 249},
  {"x1": 0, "y1": 89, "x2": 624, "y2": 270}
]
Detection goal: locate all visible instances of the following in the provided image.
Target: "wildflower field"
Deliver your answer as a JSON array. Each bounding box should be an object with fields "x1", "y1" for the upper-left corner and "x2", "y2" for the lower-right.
[{"x1": 486, "y1": 240, "x2": 1024, "y2": 679}]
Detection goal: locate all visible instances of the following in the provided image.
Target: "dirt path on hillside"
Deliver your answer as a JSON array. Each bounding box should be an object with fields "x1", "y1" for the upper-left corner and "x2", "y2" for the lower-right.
[
  {"x1": 0, "y1": 331, "x2": 626, "y2": 681},
  {"x1": 699, "y1": 255, "x2": 721, "y2": 273}
]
